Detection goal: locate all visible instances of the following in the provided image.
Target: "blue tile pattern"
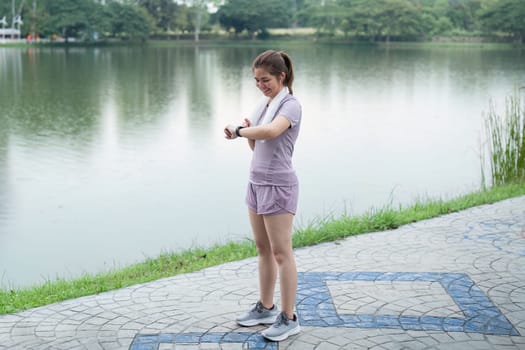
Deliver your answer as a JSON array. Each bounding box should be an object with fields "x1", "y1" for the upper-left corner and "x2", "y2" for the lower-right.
[
  {"x1": 296, "y1": 272, "x2": 520, "y2": 336},
  {"x1": 463, "y1": 218, "x2": 525, "y2": 256},
  {"x1": 129, "y1": 332, "x2": 278, "y2": 350}
]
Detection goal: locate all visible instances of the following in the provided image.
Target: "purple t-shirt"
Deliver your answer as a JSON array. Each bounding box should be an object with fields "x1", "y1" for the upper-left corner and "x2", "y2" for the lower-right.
[{"x1": 249, "y1": 94, "x2": 302, "y2": 186}]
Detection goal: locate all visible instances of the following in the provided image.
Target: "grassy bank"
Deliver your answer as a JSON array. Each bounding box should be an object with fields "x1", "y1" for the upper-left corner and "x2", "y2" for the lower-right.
[{"x1": 1, "y1": 183, "x2": 524, "y2": 315}]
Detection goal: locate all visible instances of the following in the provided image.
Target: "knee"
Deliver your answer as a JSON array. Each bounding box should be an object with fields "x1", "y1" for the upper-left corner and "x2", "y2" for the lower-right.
[
  {"x1": 271, "y1": 249, "x2": 292, "y2": 266},
  {"x1": 254, "y1": 240, "x2": 272, "y2": 257}
]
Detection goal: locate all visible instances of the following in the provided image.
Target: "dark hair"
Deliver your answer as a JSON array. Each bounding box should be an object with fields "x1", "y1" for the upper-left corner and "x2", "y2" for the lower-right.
[{"x1": 252, "y1": 50, "x2": 295, "y2": 95}]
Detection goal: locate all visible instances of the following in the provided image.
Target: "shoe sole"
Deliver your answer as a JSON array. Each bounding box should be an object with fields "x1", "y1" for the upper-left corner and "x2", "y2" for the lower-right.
[
  {"x1": 261, "y1": 325, "x2": 301, "y2": 342},
  {"x1": 236, "y1": 316, "x2": 278, "y2": 327}
]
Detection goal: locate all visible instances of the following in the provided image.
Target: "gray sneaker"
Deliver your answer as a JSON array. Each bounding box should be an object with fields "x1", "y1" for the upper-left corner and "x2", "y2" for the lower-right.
[
  {"x1": 261, "y1": 312, "x2": 301, "y2": 342},
  {"x1": 236, "y1": 301, "x2": 279, "y2": 327}
]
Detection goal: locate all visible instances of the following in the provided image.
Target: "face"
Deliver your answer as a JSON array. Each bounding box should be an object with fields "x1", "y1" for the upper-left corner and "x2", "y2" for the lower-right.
[{"x1": 253, "y1": 67, "x2": 285, "y2": 99}]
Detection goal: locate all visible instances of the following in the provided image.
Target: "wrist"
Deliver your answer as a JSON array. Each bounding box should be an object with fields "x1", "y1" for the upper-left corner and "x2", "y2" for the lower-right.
[{"x1": 235, "y1": 126, "x2": 245, "y2": 137}]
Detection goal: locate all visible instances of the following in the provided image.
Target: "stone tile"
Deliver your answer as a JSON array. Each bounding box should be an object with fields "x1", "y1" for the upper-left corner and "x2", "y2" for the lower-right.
[{"x1": 327, "y1": 280, "x2": 462, "y2": 317}]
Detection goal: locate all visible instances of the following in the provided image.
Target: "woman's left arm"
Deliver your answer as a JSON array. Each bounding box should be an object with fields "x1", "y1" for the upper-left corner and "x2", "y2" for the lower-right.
[{"x1": 237, "y1": 116, "x2": 290, "y2": 140}]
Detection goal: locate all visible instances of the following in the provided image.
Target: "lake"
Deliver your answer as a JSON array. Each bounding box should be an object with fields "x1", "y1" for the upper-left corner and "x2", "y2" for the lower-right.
[{"x1": 0, "y1": 42, "x2": 523, "y2": 288}]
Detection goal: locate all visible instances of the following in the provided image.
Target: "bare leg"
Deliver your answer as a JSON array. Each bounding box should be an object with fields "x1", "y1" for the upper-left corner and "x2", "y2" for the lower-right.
[
  {"x1": 263, "y1": 213, "x2": 296, "y2": 319},
  {"x1": 248, "y1": 209, "x2": 277, "y2": 309}
]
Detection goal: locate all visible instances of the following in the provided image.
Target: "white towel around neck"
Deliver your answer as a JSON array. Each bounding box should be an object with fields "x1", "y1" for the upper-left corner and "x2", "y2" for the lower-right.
[{"x1": 249, "y1": 86, "x2": 289, "y2": 126}]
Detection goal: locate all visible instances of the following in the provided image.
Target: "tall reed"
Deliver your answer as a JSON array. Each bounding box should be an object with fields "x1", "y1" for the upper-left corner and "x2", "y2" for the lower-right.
[{"x1": 483, "y1": 89, "x2": 525, "y2": 186}]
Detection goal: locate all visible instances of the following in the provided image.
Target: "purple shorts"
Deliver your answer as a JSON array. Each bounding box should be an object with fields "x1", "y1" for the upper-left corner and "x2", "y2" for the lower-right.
[{"x1": 246, "y1": 183, "x2": 299, "y2": 215}]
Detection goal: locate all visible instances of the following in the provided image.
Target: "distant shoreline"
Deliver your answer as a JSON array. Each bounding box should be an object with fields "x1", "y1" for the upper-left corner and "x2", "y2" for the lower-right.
[{"x1": 1, "y1": 33, "x2": 523, "y2": 49}]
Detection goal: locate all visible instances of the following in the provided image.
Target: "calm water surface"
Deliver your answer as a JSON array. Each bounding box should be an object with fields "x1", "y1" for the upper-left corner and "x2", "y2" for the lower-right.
[{"x1": 0, "y1": 43, "x2": 523, "y2": 288}]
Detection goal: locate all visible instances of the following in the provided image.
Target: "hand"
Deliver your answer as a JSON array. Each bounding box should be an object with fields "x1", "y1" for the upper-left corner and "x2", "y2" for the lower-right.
[
  {"x1": 224, "y1": 124, "x2": 237, "y2": 140},
  {"x1": 242, "y1": 118, "x2": 251, "y2": 127}
]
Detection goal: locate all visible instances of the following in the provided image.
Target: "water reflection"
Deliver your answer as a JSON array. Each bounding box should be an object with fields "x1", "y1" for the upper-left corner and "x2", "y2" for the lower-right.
[
  {"x1": 1, "y1": 48, "x2": 102, "y2": 146},
  {"x1": 0, "y1": 117, "x2": 8, "y2": 226}
]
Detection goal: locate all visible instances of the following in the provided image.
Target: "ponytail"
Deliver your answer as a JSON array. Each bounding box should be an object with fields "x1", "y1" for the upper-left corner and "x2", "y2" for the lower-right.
[
  {"x1": 252, "y1": 50, "x2": 295, "y2": 95},
  {"x1": 280, "y1": 52, "x2": 294, "y2": 95}
]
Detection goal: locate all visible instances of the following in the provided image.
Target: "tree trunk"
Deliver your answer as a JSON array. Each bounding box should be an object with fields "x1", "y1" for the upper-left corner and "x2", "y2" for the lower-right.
[
  {"x1": 31, "y1": 0, "x2": 36, "y2": 40},
  {"x1": 11, "y1": 0, "x2": 15, "y2": 30},
  {"x1": 291, "y1": 0, "x2": 298, "y2": 28},
  {"x1": 194, "y1": 9, "x2": 201, "y2": 42}
]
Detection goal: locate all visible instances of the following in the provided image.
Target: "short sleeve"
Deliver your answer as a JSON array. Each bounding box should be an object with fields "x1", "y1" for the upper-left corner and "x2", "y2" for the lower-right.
[{"x1": 276, "y1": 96, "x2": 302, "y2": 128}]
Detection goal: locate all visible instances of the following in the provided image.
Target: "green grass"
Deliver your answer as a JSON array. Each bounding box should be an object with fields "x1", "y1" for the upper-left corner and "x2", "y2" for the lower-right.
[
  {"x1": 1, "y1": 183, "x2": 524, "y2": 315},
  {"x1": 484, "y1": 90, "x2": 525, "y2": 186},
  {"x1": 0, "y1": 42, "x2": 28, "y2": 48},
  {"x1": 293, "y1": 184, "x2": 524, "y2": 247},
  {"x1": 0, "y1": 242, "x2": 257, "y2": 315}
]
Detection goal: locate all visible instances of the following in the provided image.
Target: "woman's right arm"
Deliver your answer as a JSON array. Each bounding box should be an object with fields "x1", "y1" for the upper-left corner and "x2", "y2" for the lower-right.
[{"x1": 243, "y1": 118, "x2": 255, "y2": 151}]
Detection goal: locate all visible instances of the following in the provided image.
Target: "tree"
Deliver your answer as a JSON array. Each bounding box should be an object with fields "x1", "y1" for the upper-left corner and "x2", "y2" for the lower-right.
[
  {"x1": 41, "y1": 0, "x2": 94, "y2": 41},
  {"x1": 173, "y1": 5, "x2": 192, "y2": 34},
  {"x1": 28, "y1": 0, "x2": 46, "y2": 39},
  {"x1": 0, "y1": 0, "x2": 25, "y2": 27},
  {"x1": 187, "y1": 0, "x2": 206, "y2": 41},
  {"x1": 299, "y1": 0, "x2": 344, "y2": 36},
  {"x1": 446, "y1": 0, "x2": 483, "y2": 32},
  {"x1": 217, "y1": 0, "x2": 292, "y2": 37},
  {"x1": 336, "y1": 0, "x2": 376, "y2": 38},
  {"x1": 0, "y1": 0, "x2": 45, "y2": 38},
  {"x1": 0, "y1": 1, "x2": 13, "y2": 27},
  {"x1": 106, "y1": 1, "x2": 151, "y2": 40},
  {"x1": 414, "y1": 0, "x2": 451, "y2": 35},
  {"x1": 136, "y1": 0, "x2": 179, "y2": 32},
  {"x1": 335, "y1": 0, "x2": 427, "y2": 41},
  {"x1": 181, "y1": 0, "x2": 220, "y2": 41},
  {"x1": 39, "y1": 0, "x2": 151, "y2": 41},
  {"x1": 480, "y1": 0, "x2": 525, "y2": 42},
  {"x1": 372, "y1": 0, "x2": 427, "y2": 41}
]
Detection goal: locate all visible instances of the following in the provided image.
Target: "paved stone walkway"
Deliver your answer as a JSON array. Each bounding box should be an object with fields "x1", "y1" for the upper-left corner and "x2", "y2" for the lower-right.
[{"x1": 1, "y1": 196, "x2": 524, "y2": 349}]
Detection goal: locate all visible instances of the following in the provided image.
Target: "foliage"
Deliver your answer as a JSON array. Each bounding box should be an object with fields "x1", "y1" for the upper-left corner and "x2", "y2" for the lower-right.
[
  {"x1": 295, "y1": 0, "x2": 522, "y2": 41},
  {"x1": 3, "y1": 0, "x2": 525, "y2": 45},
  {"x1": 29, "y1": 0, "x2": 150, "y2": 41},
  {"x1": 298, "y1": 0, "x2": 474, "y2": 41},
  {"x1": 40, "y1": 0, "x2": 94, "y2": 40},
  {"x1": 480, "y1": 0, "x2": 525, "y2": 42},
  {"x1": 445, "y1": 0, "x2": 483, "y2": 31},
  {"x1": 216, "y1": 0, "x2": 293, "y2": 37},
  {"x1": 297, "y1": 0, "x2": 342, "y2": 36},
  {"x1": 106, "y1": 2, "x2": 151, "y2": 40},
  {"x1": 352, "y1": 0, "x2": 428, "y2": 41},
  {"x1": 483, "y1": 90, "x2": 525, "y2": 186},
  {"x1": 183, "y1": 0, "x2": 212, "y2": 41},
  {"x1": 136, "y1": 0, "x2": 180, "y2": 32}
]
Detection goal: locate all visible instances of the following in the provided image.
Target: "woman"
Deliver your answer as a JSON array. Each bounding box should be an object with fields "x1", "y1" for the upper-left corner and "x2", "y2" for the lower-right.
[{"x1": 224, "y1": 50, "x2": 302, "y2": 342}]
